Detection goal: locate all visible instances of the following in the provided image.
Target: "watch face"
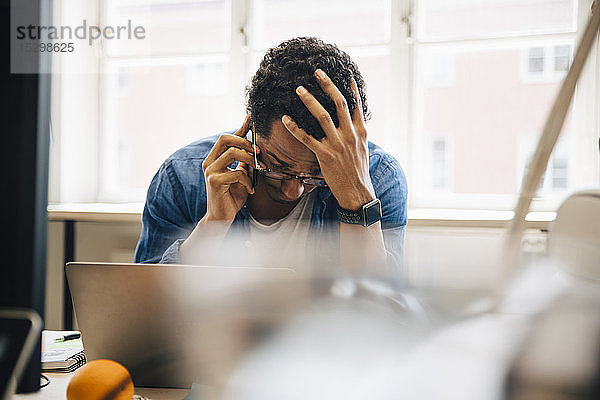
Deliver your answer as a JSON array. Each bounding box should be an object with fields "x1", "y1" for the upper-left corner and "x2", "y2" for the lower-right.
[{"x1": 364, "y1": 199, "x2": 382, "y2": 226}]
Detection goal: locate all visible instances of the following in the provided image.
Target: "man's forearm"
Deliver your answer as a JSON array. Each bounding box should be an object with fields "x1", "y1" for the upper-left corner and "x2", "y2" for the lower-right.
[{"x1": 179, "y1": 216, "x2": 232, "y2": 265}]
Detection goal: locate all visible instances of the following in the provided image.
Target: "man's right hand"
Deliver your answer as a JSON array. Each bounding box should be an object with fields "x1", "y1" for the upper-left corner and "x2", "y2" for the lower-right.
[{"x1": 201, "y1": 115, "x2": 259, "y2": 224}]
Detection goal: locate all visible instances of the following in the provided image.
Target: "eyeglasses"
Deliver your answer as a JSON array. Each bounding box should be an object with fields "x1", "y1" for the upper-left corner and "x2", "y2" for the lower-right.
[
  {"x1": 251, "y1": 122, "x2": 327, "y2": 188},
  {"x1": 255, "y1": 168, "x2": 328, "y2": 187}
]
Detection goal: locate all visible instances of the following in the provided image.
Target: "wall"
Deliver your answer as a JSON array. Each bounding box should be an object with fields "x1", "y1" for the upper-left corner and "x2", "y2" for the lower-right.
[{"x1": 45, "y1": 220, "x2": 142, "y2": 330}]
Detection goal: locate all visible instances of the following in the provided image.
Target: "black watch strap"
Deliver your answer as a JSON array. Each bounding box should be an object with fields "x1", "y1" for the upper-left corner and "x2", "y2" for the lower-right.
[{"x1": 337, "y1": 198, "x2": 382, "y2": 227}]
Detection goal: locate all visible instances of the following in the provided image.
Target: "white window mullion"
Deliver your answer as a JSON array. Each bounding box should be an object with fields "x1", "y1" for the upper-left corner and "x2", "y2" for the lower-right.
[
  {"x1": 390, "y1": 0, "x2": 413, "y2": 181},
  {"x1": 53, "y1": 0, "x2": 102, "y2": 203},
  {"x1": 229, "y1": 0, "x2": 250, "y2": 121}
]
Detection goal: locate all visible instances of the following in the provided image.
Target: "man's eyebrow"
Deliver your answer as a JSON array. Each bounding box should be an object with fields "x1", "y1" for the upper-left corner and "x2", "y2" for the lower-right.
[
  {"x1": 266, "y1": 151, "x2": 293, "y2": 168},
  {"x1": 266, "y1": 151, "x2": 321, "y2": 176}
]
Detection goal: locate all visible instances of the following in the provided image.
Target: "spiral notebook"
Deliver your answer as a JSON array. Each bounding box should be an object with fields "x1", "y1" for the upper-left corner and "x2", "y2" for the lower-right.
[{"x1": 41, "y1": 330, "x2": 87, "y2": 372}]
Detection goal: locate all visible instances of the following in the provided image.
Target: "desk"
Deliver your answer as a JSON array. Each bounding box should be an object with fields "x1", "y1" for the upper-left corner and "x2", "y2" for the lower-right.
[{"x1": 12, "y1": 372, "x2": 189, "y2": 400}]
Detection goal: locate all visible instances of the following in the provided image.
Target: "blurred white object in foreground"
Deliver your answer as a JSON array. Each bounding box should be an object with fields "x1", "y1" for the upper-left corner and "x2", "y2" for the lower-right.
[{"x1": 549, "y1": 190, "x2": 600, "y2": 281}]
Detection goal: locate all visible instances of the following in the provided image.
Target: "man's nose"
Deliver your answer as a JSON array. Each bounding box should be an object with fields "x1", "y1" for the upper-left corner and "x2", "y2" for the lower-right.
[{"x1": 280, "y1": 178, "x2": 305, "y2": 200}]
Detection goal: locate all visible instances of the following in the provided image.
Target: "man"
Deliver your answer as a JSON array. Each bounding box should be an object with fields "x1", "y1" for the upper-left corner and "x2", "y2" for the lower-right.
[{"x1": 134, "y1": 37, "x2": 407, "y2": 276}]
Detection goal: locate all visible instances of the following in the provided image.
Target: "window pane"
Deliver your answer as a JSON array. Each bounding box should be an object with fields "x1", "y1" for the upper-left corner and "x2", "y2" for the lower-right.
[
  {"x1": 252, "y1": 0, "x2": 390, "y2": 49},
  {"x1": 414, "y1": 44, "x2": 574, "y2": 198},
  {"x1": 528, "y1": 47, "x2": 544, "y2": 73},
  {"x1": 347, "y1": 49, "x2": 390, "y2": 150},
  {"x1": 552, "y1": 157, "x2": 569, "y2": 189},
  {"x1": 519, "y1": 134, "x2": 570, "y2": 195},
  {"x1": 417, "y1": 0, "x2": 576, "y2": 41},
  {"x1": 103, "y1": 0, "x2": 229, "y2": 57},
  {"x1": 100, "y1": 58, "x2": 238, "y2": 199},
  {"x1": 554, "y1": 44, "x2": 572, "y2": 71},
  {"x1": 432, "y1": 139, "x2": 447, "y2": 190}
]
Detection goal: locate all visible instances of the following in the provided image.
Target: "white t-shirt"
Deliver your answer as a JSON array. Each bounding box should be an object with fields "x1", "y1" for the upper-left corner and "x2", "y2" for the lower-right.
[{"x1": 245, "y1": 192, "x2": 315, "y2": 269}]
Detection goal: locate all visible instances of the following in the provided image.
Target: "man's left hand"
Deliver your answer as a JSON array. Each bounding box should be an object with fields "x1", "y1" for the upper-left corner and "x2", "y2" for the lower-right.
[{"x1": 281, "y1": 69, "x2": 376, "y2": 211}]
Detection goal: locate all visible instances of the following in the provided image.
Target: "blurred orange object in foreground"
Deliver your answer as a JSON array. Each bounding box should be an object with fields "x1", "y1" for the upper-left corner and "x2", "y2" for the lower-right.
[{"x1": 66, "y1": 359, "x2": 134, "y2": 400}]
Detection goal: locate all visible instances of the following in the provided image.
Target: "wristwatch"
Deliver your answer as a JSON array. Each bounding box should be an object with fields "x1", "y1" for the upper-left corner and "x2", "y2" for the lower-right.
[{"x1": 337, "y1": 198, "x2": 382, "y2": 227}]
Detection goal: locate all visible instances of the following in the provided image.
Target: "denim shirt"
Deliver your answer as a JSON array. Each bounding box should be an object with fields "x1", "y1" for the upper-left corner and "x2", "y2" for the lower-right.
[{"x1": 134, "y1": 132, "x2": 408, "y2": 274}]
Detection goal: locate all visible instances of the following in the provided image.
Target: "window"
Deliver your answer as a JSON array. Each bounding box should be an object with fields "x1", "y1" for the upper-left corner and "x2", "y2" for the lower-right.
[
  {"x1": 97, "y1": 0, "x2": 391, "y2": 201},
  {"x1": 528, "y1": 47, "x2": 545, "y2": 73},
  {"x1": 518, "y1": 133, "x2": 572, "y2": 196},
  {"x1": 551, "y1": 157, "x2": 569, "y2": 190},
  {"x1": 554, "y1": 44, "x2": 572, "y2": 72},
  {"x1": 411, "y1": 0, "x2": 593, "y2": 210},
  {"x1": 521, "y1": 43, "x2": 573, "y2": 82},
  {"x1": 51, "y1": 0, "x2": 600, "y2": 214},
  {"x1": 431, "y1": 137, "x2": 453, "y2": 191},
  {"x1": 98, "y1": 0, "x2": 235, "y2": 201}
]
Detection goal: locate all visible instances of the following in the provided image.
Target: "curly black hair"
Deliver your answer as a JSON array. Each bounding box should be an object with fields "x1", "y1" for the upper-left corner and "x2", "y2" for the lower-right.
[{"x1": 246, "y1": 37, "x2": 370, "y2": 140}]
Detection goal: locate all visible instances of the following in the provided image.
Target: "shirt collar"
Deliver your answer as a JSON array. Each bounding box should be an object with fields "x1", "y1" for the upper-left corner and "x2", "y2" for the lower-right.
[{"x1": 316, "y1": 186, "x2": 333, "y2": 203}]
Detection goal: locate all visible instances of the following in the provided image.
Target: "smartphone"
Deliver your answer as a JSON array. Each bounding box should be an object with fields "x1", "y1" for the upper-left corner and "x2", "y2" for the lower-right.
[{"x1": 251, "y1": 122, "x2": 262, "y2": 188}]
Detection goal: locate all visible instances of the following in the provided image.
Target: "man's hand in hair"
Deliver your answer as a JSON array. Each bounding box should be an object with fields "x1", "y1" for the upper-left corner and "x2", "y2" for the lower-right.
[{"x1": 282, "y1": 69, "x2": 376, "y2": 211}]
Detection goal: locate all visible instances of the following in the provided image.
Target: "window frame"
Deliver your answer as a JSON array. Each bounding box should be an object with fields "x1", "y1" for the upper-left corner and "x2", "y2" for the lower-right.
[{"x1": 49, "y1": 0, "x2": 600, "y2": 217}]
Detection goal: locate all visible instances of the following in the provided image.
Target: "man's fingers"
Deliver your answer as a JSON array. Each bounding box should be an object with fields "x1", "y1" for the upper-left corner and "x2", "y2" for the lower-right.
[
  {"x1": 203, "y1": 133, "x2": 257, "y2": 170},
  {"x1": 212, "y1": 169, "x2": 254, "y2": 194},
  {"x1": 295, "y1": 85, "x2": 338, "y2": 138},
  {"x1": 210, "y1": 147, "x2": 256, "y2": 173},
  {"x1": 350, "y1": 77, "x2": 365, "y2": 125},
  {"x1": 281, "y1": 115, "x2": 322, "y2": 153},
  {"x1": 314, "y1": 69, "x2": 352, "y2": 129},
  {"x1": 236, "y1": 161, "x2": 249, "y2": 172},
  {"x1": 350, "y1": 77, "x2": 367, "y2": 140}
]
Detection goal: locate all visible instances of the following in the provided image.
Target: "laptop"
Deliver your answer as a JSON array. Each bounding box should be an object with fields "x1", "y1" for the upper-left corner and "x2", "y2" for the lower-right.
[{"x1": 66, "y1": 262, "x2": 297, "y2": 389}]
